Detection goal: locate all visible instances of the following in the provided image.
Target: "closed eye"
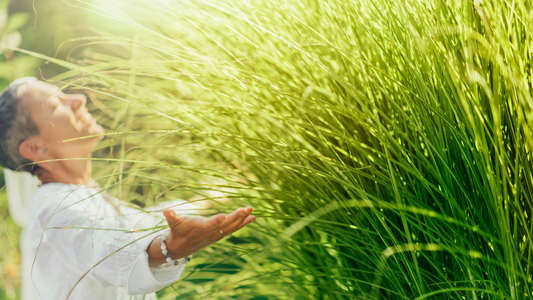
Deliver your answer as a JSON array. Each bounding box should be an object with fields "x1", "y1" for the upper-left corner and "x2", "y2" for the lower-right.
[{"x1": 45, "y1": 96, "x2": 60, "y2": 112}]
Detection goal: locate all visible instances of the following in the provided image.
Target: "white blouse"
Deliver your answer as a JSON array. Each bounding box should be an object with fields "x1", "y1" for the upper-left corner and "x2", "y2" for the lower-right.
[{"x1": 25, "y1": 182, "x2": 188, "y2": 300}]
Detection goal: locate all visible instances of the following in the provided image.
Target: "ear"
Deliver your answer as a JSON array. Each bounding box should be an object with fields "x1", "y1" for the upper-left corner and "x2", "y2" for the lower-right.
[{"x1": 19, "y1": 137, "x2": 44, "y2": 162}]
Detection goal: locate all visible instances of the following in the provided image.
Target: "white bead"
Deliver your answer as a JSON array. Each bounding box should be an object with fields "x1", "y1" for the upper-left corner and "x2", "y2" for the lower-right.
[{"x1": 160, "y1": 229, "x2": 192, "y2": 266}]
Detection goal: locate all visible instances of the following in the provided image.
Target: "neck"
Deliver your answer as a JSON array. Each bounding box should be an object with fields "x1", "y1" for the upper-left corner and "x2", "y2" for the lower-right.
[{"x1": 36, "y1": 149, "x2": 94, "y2": 185}]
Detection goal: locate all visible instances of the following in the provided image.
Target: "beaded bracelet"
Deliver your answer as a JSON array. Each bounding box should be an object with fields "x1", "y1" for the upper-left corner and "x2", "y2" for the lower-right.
[{"x1": 161, "y1": 229, "x2": 193, "y2": 266}]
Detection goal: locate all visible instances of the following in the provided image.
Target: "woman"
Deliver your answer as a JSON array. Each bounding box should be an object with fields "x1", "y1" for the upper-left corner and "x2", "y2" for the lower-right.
[{"x1": 0, "y1": 77, "x2": 255, "y2": 299}]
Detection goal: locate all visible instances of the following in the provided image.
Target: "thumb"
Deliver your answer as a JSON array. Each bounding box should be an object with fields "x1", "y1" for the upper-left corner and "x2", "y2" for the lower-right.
[{"x1": 163, "y1": 208, "x2": 181, "y2": 229}]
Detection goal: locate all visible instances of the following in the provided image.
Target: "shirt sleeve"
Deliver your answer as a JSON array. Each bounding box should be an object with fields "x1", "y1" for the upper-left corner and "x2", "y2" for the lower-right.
[
  {"x1": 119, "y1": 205, "x2": 188, "y2": 294},
  {"x1": 31, "y1": 188, "x2": 187, "y2": 296},
  {"x1": 126, "y1": 231, "x2": 187, "y2": 295}
]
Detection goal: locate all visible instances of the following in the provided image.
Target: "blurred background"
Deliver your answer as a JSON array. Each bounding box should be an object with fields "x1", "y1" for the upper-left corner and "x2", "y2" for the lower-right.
[{"x1": 0, "y1": 0, "x2": 62, "y2": 298}]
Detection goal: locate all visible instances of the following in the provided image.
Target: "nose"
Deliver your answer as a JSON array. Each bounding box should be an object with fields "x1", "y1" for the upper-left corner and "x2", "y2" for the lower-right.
[{"x1": 68, "y1": 94, "x2": 87, "y2": 112}]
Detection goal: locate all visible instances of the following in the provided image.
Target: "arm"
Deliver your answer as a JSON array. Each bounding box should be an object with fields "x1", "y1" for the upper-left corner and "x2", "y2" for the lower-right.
[
  {"x1": 31, "y1": 185, "x2": 255, "y2": 295},
  {"x1": 118, "y1": 201, "x2": 255, "y2": 294},
  {"x1": 32, "y1": 203, "x2": 161, "y2": 289}
]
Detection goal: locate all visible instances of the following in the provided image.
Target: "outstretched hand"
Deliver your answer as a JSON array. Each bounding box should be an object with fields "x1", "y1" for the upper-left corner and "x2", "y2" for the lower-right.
[{"x1": 148, "y1": 207, "x2": 255, "y2": 267}]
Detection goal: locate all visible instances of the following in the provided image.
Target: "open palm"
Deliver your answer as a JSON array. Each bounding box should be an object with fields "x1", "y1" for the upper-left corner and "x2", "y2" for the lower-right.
[{"x1": 162, "y1": 207, "x2": 255, "y2": 259}]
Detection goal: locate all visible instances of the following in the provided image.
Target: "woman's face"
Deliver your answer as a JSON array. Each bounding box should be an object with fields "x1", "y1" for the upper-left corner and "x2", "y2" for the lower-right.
[{"x1": 23, "y1": 81, "x2": 104, "y2": 153}]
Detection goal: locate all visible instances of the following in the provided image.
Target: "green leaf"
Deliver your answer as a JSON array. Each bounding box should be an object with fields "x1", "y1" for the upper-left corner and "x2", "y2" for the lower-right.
[{"x1": 4, "y1": 12, "x2": 28, "y2": 34}]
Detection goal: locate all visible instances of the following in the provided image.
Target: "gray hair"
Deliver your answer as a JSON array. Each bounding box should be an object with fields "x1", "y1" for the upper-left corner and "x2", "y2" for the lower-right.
[{"x1": 0, "y1": 77, "x2": 40, "y2": 173}]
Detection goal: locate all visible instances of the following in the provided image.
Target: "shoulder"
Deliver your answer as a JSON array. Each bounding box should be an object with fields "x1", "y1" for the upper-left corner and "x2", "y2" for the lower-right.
[
  {"x1": 35, "y1": 182, "x2": 79, "y2": 195},
  {"x1": 28, "y1": 183, "x2": 100, "y2": 227},
  {"x1": 31, "y1": 183, "x2": 87, "y2": 207}
]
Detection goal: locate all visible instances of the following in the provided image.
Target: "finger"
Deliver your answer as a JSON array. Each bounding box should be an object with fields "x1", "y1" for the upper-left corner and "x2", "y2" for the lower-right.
[
  {"x1": 220, "y1": 214, "x2": 250, "y2": 235},
  {"x1": 241, "y1": 215, "x2": 256, "y2": 227},
  {"x1": 217, "y1": 208, "x2": 246, "y2": 229},
  {"x1": 218, "y1": 207, "x2": 252, "y2": 229},
  {"x1": 211, "y1": 215, "x2": 256, "y2": 241},
  {"x1": 220, "y1": 207, "x2": 254, "y2": 234},
  {"x1": 203, "y1": 213, "x2": 227, "y2": 230},
  {"x1": 233, "y1": 215, "x2": 256, "y2": 232},
  {"x1": 163, "y1": 208, "x2": 182, "y2": 229}
]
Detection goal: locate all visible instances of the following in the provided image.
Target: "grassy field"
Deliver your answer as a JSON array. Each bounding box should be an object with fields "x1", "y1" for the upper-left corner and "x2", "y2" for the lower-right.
[{"x1": 3, "y1": 0, "x2": 533, "y2": 298}]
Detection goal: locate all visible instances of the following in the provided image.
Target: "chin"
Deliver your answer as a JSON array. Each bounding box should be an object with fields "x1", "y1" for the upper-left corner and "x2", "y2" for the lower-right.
[
  {"x1": 90, "y1": 122, "x2": 105, "y2": 135},
  {"x1": 83, "y1": 124, "x2": 105, "y2": 143},
  {"x1": 95, "y1": 123, "x2": 105, "y2": 135}
]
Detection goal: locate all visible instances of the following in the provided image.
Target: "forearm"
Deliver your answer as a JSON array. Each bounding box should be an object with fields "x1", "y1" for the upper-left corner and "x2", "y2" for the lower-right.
[
  {"x1": 147, "y1": 236, "x2": 167, "y2": 267},
  {"x1": 147, "y1": 232, "x2": 198, "y2": 268}
]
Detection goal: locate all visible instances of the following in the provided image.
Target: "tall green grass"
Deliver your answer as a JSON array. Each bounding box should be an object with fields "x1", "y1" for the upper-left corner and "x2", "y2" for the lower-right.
[{"x1": 15, "y1": 0, "x2": 533, "y2": 298}]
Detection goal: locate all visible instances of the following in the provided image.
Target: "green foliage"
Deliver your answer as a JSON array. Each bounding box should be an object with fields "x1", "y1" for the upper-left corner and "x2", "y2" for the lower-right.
[
  {"x1": 14, "y1": 0, "x2": 533, "y2": 298},
  {"x1": 0, "y1": 183, "x2": 22, "y2": 300},
  {"x1": 0, "y1": 0, "x2": 39, "y2": 84},
  {"x1": 0, "y1": 0, "x2": 40, "y2": 298}
]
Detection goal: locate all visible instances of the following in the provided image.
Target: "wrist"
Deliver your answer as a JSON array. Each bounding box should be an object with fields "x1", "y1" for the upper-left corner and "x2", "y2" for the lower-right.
[{"x1": 161, "y1": 229, "x2": 192, "y2": 266}]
